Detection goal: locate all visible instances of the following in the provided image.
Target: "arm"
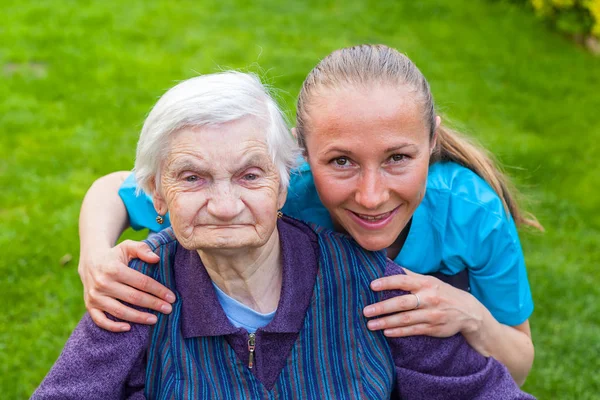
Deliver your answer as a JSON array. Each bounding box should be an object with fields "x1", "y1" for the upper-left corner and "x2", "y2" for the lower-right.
[
  {"x1": 379, "y1": 264, "x2": 534, "y2": 400},
  {"x1": 364, "y1": 273, "x2": 534, "y2": 386},
  {"x1": 31, "y1": 313, "x2": 149, "y2": 399},
  {"x1": 389, "y1": 326, "x2": 534, "y2": 400},
  {"x1": 364, "y1": 193, "x2": 535, "y2": 385},
  {"x1": 78, "y1": 172, "x2": 174, "y2": 332},
  {"x1": 79, "y1": 171, "x2": 131, "y2": 252}
]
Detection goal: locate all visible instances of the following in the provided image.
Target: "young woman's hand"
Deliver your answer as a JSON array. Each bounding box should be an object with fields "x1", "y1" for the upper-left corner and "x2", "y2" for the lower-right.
[
  {"x1": 364, "y1": 269, "x2": 534, "y2": 386},
  {"x1": 78, "y1": 240, "x2": 176, "y2": 332},
  {"x1": 363, "y1": 269, "x2": 483, "y2": 338}
]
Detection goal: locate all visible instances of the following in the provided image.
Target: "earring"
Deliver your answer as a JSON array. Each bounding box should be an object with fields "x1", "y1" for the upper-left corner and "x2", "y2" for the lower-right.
[
  {"x1": 156, "y1": 215, "x2": 164, "y2": 225},
  {"x1": 277, "y1": 210, "x2": 283, "y2": 219}
]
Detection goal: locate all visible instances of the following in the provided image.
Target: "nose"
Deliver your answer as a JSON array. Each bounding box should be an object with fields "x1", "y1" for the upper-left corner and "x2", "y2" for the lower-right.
[
  {"x1": 206, "y1": 182, "x2": 244, "y2": 221},
  {"x1": 354, "y1": 169, "x2": 390, "y2": 210}
]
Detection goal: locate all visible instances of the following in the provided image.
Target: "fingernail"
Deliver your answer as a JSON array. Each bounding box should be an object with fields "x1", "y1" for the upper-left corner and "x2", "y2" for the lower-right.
[
  {"x1": 120, "y1": 325, "x2": 130, "y2": 332},
  {"x1": 364, "y1": 306, "x2": 375, "y2": 316},
  {"x1": 146, "y1": 315, "x2": 157, "y2": 324},
  {"x1": 371, "y1": 280, "x2": 382, "y2": 290},
  {"x1": 161, "y1": 304, "x2": 172, "y2": 314},
  {"x1": 165, "y1": 293, "x2": 176, "y2": 303},
  {"x1": 368, "y1": 320, "x2": 380, "y2": 330}
]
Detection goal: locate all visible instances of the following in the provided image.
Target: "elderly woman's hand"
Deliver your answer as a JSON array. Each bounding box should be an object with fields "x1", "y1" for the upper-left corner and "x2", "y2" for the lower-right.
[
  {"x1": 78, "y1": 240, "x2": 175, "y2": 332},
  {"x1": 363, "y1": 269, "x2": 484, "y2": 338}
]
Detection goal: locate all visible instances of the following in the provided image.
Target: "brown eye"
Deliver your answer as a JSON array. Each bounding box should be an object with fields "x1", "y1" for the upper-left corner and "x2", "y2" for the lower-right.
[
  {"x1": 334, "y1": 157, "x2": 349, "y2": 166},
  {"x1": 390, "y1": 154, "x2": 406, "y2": 163}
]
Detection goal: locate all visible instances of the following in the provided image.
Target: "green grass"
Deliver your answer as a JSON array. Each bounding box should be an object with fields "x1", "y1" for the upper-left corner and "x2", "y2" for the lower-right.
[{"x1": 1, "y1": 0, "x2": 599, "y2": 398}]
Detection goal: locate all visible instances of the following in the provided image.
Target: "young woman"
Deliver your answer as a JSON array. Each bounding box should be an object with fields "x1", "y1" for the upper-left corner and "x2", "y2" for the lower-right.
[{"x1": 78, "y1": 45, "x2": 541, "y2": 385}]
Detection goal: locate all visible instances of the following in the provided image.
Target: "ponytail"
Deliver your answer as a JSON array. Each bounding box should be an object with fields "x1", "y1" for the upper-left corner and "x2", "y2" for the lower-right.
[{"x1": 432, "y1": 124, "x2": 543, "y2": 231}]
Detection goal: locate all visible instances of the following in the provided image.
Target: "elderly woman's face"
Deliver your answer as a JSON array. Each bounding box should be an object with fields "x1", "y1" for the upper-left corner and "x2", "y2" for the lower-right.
[{"x1": 153, "y1": 117, "x2": 286, "y2": 252}]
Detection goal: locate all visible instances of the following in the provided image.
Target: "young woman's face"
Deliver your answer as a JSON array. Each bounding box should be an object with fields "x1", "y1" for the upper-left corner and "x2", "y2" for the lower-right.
[{"x1": 303, "y1": 85, "x2": 435, "y2": 252}]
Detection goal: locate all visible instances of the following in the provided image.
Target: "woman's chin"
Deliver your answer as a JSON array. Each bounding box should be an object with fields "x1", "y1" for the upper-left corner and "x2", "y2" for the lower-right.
[{"x1": 353, "y1": 236, "x2": 393, "y2": 252}]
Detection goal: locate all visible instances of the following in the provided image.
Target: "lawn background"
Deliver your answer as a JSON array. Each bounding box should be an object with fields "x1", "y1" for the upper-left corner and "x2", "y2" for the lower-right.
[{"x1": 1, "y1": 0, "x2": 599, "y2": 398}]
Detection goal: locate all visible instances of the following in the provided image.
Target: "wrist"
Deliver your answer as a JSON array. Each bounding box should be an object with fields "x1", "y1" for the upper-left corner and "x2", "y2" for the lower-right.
[
  {"x1": 79, "y1": 239, "x2": 113, "y2": 265},
  {"x1": 460, "y1": 296, "x2": 493, "y2": 356}
]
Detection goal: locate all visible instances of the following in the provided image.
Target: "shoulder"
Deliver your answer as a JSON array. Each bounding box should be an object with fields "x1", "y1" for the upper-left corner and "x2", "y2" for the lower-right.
[
  {"x1": 286, "y1": 160, "x2": 314, "y2": 202},
  {"x1": 426, "y1": 162, "x2": 507, "y2": 221},
  {"x1": 129, "y1": 228, "x2": 178, "y2": 278},
  {"x1": 420, "y1": 162, "x2": 513, "y2": 244},
  {"x1": 118, "y1": 172, "x2": 172, "y2": 232},
  {"x1": 32, "y1": 313, "x2": 149, "y2": 398},
  {"x1": 144, "y1": 227, "x2": 178, "y2": 252},
  {"x1": 422, "y1": 162, "x2": 522, "y2": 263}
]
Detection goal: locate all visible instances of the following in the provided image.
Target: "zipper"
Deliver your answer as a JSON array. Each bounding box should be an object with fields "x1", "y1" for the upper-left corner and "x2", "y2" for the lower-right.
[{"x1": 248, "y1": 333, "x2": 256, "y2": 369}]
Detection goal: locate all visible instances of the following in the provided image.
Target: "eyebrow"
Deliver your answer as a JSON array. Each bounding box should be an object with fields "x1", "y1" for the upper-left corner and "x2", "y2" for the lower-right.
[
  {"x1": 167, "y1": 159, "x2": 207, "y2": 173},
  {"x1": 237, "y1": 153, "x2": 273, "y2": 170},
  {"x1": 323, "y1": 143, "x2": 418, "y2": 156},
  {"x1": 167, "y1": 153, "x2": 273, "y2": 175},
  {"x1": 383, "y1": 144, "x2": 419, "y2": 153}
]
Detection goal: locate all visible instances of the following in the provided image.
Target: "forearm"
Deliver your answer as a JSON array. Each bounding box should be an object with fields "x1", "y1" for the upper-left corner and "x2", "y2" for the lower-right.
[
  {"x1": 463, "y1": 307, "x2": 534, "y2": 386},
  {"x1": 79, "y1": 171, "x2": 131, "y2": 256}
]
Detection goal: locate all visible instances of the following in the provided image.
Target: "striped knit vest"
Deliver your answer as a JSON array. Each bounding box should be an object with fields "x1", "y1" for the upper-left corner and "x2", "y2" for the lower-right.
[{"x1": 136, "y1": 225, "x2": 395, "y2": 399}]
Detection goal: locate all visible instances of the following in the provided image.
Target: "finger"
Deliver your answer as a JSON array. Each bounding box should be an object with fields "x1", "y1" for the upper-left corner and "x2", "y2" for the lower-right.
[
  {"x1": 120, "y1": 240, "x2": 160, "y2": 264},
  {"x1": 110, "y1": 282, "x2": 173, "y2": 314},
  {"x1": 370, "y1": 274, "x2": 422, "y2": 292},
  {"x1": 116, "y1": 265, "x2": 176, "y2": 303},
  {"x1": 383, "y1": 323, "x2": 439, "y2": 338},
  {"x1": 367, "y1": 309, "x2": 430, "y2": 331},
  {"x1": 88, "y1": 308, "x2": 131, "y2": 332},
  {"x1": 363, "y1": 293, "x2": 420, "y2": 317},
  {"x1": 95, "y1": 296, "x2": 159, "y2": 325}
]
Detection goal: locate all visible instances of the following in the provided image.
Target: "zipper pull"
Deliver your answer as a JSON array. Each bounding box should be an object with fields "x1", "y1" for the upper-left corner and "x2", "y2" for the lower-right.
[{"x1": 248, "y1": 333, "x2": 256, "y2": 369}]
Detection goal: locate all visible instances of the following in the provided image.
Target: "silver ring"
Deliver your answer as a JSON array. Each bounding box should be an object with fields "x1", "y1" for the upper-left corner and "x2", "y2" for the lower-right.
[{"x1": 412, "y1": 293, "x2": 421, "y2": 310}]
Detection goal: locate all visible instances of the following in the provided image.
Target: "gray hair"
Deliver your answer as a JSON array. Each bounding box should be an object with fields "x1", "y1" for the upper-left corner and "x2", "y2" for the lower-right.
[{"x1": 134, "y1": 71, "x2": 299, "y2": 194}]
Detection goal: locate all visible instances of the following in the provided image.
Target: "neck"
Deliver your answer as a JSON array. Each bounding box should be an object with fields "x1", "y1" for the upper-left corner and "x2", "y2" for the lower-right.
[
  {"x1": 199, "y1": 229, "x2": 282, "y2": 314},
  {"x1": 332, "y1": 217, "x2": 413, "y2": 260},
  {"x1": 386, "y1": 218, "x2": 412, "y2": 260}
]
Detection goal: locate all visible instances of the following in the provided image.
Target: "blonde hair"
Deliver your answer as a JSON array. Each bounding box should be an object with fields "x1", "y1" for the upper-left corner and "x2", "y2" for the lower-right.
[{"x1": 296, "y1": 44, "x2": 542, "y2": 230}]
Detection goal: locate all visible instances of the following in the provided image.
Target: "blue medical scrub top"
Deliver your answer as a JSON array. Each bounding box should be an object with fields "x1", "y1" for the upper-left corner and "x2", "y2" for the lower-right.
[{"x1": 119, "y1": 161, "x2": 533, "y2": 326}]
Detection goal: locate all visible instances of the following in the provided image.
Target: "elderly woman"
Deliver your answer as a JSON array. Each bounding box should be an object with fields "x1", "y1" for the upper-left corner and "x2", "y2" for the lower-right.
[{"x1": 33, "y1": 72, "x2": 532, "y2": 399}]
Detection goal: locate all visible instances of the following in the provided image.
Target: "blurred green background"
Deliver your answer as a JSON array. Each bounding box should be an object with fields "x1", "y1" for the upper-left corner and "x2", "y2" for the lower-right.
[{"x1": 1, "y1": 0, "x2": 599, "y2": 398}]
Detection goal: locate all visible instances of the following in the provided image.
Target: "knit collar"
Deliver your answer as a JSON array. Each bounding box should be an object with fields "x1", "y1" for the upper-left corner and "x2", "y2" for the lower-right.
[{"x1": 173, "y1": 216, "x2": 320, "y2": 339}]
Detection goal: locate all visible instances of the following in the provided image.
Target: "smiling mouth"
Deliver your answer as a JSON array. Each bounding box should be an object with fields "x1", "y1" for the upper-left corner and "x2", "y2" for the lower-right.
[
  {"x1": 354, "y1": 211, "x2": 393, "y2": 221},
  {"x1": 345, "y1": 206, "x2": 401, "y2": 230},
  {"x1": 352, "y1": 207, "x2": 399, "y2": 221}
]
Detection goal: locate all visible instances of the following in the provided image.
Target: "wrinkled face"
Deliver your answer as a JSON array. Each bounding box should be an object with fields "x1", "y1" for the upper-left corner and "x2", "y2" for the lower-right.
[
  {"x1": 152, "y1": 117, "x2": 286, "y2": 253},
  {"x1": 303, "y1": 85, "x2": 436, "y2": 252}
]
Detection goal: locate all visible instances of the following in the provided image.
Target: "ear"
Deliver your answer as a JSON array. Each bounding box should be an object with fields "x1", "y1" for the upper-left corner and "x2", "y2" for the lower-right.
[
  {"x1": 150, "y1": 177, "x2": 168, "y2": 216},
  {"x1": 277, "y1": 186, "x2": 288, "y2": 212},
  {"x1": 430, "y1": 115, "x2": 441, "y2": 153}
]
